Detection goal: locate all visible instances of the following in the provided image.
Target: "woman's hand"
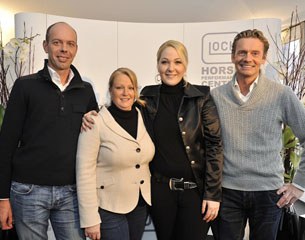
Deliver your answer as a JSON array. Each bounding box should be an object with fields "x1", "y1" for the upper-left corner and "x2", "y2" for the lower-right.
[
  {"x1": 81, "y1": 110, "x2": 98, "y2": 132},
  {"x1": 85, "y1": 224, "x2": 101, "y2": 240},
  {"x1": 202, "y1": 200, "x2": 220, "y2": 222}
]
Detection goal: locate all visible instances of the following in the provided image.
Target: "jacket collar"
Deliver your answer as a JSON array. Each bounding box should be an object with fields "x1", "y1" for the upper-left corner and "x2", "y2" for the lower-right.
[
  {"x1": 38, "y1": 59, "x2": 86, "y2": 90},
  {"x1": 183, "y1": 81, "x2": 206, "y2": 97},
  {"x1": 142, "y1": 80, "x2": 206, "y2": 98},
  {"x1": 100, "y1": 106, "x2": 146, "y2": 142},
  {"x1": 227, "y1": 72, "x2": 268, "y2": 106}
]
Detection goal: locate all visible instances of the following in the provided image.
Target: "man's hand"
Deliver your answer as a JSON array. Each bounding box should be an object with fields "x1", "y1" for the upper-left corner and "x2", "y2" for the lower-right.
[
  {"x1": 202, "y1": 200, "x2": 220, "y2": 222},
  {"x1": 0, "y1": 199, "x2": 13, "y2": 230},
  {"x1": 85, "y1": 224, "x2": 101, "y2": 240},
  {"x1": 277, "y1": 183, "x2": 304, "y2": 208},
  {"x1": 81, "y1": 110, "x2": 98, "y2": 132}
]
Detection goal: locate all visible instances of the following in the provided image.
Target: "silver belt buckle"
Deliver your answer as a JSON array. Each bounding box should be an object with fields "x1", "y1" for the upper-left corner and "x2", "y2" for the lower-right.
[
  {"x1": 169, "y1": 178, "x2": 184, "y2": 191},
  {"x1": 184, "y1": 181, "x2": 197, "y2": 189}
]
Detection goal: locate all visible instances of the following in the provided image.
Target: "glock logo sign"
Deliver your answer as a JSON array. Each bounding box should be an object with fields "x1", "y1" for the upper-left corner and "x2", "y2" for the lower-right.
[{"x1": 202, "y1": 32, "x2": 237, "y2": 64}]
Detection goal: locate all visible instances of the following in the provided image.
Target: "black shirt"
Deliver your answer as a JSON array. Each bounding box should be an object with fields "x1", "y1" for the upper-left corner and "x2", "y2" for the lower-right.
[
  {"x1": 151, "y1": 81, "x2": 195, "y2": 181},
  {"x1": 108, "y1": 103, "x2": 138, "y2": 139}
]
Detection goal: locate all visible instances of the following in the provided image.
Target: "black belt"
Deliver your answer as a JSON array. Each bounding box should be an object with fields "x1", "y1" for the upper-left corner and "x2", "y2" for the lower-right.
[{"x1": 152, "y1": 172, "x2": 197, "y2": 191}]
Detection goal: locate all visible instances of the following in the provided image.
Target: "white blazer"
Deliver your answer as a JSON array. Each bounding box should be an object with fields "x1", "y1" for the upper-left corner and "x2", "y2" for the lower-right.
[{"x1": 76, "y1": 106, "x2": 155, "y2": 228}]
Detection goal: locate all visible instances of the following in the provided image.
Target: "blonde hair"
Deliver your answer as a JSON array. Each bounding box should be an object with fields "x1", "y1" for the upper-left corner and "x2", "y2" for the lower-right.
[
  {"x1": 108, "y1": 68, "x2": 145, "y2": 106},
  {"x1": 157, "y1": 40, "x2": 188, "y2": 70}
]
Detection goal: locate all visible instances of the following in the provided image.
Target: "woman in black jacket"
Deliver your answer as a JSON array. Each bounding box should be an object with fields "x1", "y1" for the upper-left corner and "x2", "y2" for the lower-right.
[
  {"x1": 140, "y1": 40, "x2": 223, "y2": 240},
  {"x1": 82, "y1": 40, "x2": 223, "y2": 240}
]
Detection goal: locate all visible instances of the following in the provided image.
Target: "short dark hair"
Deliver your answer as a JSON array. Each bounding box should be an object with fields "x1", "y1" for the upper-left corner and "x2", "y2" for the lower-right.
[
  {"x1": 45, "y1": 22, "x2": 77, "y2": 42},
  {"x1": 231, "y1": 29, "x2": 269, "y2": 56}
]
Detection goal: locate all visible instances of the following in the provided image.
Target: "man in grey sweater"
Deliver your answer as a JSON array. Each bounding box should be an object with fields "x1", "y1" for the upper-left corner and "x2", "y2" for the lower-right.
[{"x1": 211, "y1": 29, "x2": 305, "y2": 240}]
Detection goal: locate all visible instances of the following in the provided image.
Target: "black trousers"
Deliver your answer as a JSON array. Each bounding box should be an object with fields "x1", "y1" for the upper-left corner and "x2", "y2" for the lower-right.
[
  {"x1": 0, "y1": 228, "x2": 19, "y2": 240},
  {"x1": 149, "y1": 178, "x2": 209, "y2": 240}
]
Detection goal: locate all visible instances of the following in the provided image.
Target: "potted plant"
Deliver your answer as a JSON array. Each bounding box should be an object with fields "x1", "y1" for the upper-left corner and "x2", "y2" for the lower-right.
[
  {"x1": 0, "y1": 23, "x2": 38, "y2": 129},
  {"x1": 269, "y1": 9, "x2": 305, "y2": 183}
]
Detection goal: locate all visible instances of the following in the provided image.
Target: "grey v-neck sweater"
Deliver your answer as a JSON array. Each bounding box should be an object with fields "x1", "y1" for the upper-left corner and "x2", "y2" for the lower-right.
[{"x1": 211, "y1": 74, "x2": 305, "y2": 191}]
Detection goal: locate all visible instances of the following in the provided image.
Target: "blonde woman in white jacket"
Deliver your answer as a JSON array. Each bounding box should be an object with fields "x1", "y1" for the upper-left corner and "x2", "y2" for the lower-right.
[{"x1": 76, "y1": 68, "x2": 155, "y2": 240}]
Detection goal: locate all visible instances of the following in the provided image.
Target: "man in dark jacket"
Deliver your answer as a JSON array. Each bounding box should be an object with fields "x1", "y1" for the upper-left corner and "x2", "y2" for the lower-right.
[{"x1": 0, "y1": 22, "x2": 98, "y2": 239}]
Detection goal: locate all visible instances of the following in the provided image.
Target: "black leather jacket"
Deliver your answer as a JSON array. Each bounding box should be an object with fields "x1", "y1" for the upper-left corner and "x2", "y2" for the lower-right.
[{"x1": 140, "y1": 81, "x2": 223, "y2": 201}]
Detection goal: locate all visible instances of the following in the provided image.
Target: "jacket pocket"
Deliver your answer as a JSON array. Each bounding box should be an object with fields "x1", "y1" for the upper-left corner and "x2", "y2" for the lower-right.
[
  {"x1": 71, "y1": 104, "x2": 86, "y2": 130},
  {"x1": 97, "y1": 177, "x2": 115, "y2": 190}
]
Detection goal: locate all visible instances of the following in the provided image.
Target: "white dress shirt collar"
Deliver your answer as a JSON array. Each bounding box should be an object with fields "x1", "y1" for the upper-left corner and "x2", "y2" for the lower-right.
[
  {"x1": 47, "y1": 66, "x2": 74, "y2": 92},
  {"x1": 234, "y1": 76, "x2": 259, "y2": 102}
]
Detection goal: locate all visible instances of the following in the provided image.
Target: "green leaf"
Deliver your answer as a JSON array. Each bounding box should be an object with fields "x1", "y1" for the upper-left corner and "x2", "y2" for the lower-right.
[
  {"x1": 282, "y1": 126, "x2": 296, "y2": 146},
  {"x1": 284, "y1": 172, "x2": 292, "y2": 183},
  {"x1": 290, "y1": 151, "x2": 301, "y2": 168},
  {"x1": 282, "y1": 125, "x2": 301, "y2": 182},
  {"x1": 285, "y1": 139, "x2": 299, "y2": 148}
]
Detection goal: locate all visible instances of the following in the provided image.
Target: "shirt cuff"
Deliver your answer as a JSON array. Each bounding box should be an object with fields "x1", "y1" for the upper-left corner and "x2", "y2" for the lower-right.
[{"x1": 292, "y1": 183, "x2": 305, "y2": 202}]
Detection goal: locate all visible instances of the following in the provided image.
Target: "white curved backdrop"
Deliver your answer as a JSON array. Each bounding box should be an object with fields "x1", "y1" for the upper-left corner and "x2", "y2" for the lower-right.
[{"x1": 15, "y1": 13, "x2": 280, "y2": 105}]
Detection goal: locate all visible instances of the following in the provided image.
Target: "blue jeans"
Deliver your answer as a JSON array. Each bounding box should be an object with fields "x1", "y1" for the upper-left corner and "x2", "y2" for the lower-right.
[
  {"x1": 216, "y1": 188, "x2": 282, "y2": 240},
  {"x1": 98, "y1": 202, "x2": 147, "y2": 240},
  {"x1": 10, "y1": 181, "x2": 85, "y2": 240}
]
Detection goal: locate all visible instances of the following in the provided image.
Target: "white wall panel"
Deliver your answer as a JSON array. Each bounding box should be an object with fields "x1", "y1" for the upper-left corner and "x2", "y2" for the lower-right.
[{"x1": 117, "y1": 22, "x2": 183, "y2": 91}]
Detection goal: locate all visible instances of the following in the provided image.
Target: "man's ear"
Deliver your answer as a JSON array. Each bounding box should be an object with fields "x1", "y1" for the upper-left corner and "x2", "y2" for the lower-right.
[{"x1": 43, "y1": 40, "x2": 48, "y2": 53}]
